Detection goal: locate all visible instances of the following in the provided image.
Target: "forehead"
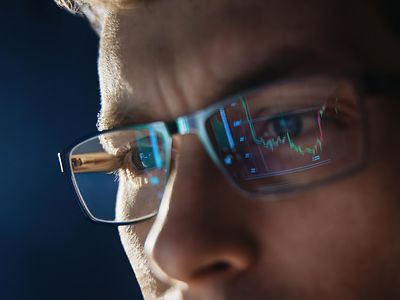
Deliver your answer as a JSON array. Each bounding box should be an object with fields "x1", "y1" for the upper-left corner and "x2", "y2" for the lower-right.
[{"x1": 96, "y1": 0, "x2": 393, "y2": 130}]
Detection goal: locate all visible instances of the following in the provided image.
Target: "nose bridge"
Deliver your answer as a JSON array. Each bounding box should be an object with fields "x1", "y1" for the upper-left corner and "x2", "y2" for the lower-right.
[
  {"x1": 175, "y1": 111, "x2": 223, "y2": 171},
  {"x1": 166, "y1": 133, "x2": 224, "y2": 208},
  {"x1": 144, "y1": 133, "x2": 257, "y2": 284}
]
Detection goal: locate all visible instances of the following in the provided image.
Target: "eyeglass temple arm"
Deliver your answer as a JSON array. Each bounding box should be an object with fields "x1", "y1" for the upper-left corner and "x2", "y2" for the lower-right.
[{"x1": 65, "y1": 152, "x2": 120, "y2": 173}]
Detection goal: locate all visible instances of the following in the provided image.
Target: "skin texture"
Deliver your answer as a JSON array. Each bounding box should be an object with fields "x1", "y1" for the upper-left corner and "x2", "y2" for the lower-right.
[{"x1": 86, "y1": 0, "x2": 400, "y2": 299}]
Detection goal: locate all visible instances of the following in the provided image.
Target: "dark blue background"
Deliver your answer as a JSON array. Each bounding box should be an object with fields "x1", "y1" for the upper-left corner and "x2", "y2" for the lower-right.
[{"x1": 0, "y1": 1, "x2": 143, "y2": 299}]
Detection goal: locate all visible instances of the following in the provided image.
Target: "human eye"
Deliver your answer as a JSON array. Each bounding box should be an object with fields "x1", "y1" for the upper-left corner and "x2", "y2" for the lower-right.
[
  {"x1": 116, "y1": 138, "x2": 159, "y2": 176},
  {"x1": 242, "y1": 104, "x2": 324, "y2": 160},
  {"x1": 271, "y1": 111, "x2": 306, "y2": 138},
  {"x1": 205, "y1": 76, "x2": 364, "y2": 193},
  {"x1": 257, "y1": 107, "x2": 318, "y2": 146}
]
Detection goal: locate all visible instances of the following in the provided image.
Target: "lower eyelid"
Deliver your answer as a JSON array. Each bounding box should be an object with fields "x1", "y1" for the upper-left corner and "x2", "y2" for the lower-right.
[
  {"x1": 302, "y1": 116, "x2": 318, "y2": 132},
  {"x1": 116, "y1": 150, "x2": 144, "y2": 177}
]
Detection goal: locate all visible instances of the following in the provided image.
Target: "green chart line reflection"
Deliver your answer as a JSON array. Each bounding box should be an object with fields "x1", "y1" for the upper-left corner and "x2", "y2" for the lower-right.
[{"x1": 240, "y1": 97, "x2": 325, "y2": 158}]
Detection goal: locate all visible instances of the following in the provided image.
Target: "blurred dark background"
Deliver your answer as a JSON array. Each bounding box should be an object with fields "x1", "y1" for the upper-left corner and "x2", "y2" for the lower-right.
[{"x1": 0, "y1": 1, "x2": 143, "y2": 299}]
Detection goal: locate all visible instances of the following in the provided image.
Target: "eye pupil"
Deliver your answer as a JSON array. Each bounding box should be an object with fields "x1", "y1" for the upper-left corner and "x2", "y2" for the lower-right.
[
  {"x1": 130, "y1": 148, "x2": 146, "y2": 170},
  {"x1": 273, "y1": 114, "x2": 302, "y2": 137},
  {"x1": 130, "y1": 147, "x2": 157, "y2": 170}
]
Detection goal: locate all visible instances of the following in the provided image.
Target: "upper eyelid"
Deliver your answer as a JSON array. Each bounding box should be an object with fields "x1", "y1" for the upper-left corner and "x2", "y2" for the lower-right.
[{"x1": 251, "y1": 106, "x2": 321, "y2": 121}]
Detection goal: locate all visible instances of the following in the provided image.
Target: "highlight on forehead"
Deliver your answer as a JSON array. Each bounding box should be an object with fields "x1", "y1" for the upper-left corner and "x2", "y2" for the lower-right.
[{"x1": 55, "y1": 0, "x2": 135, "y2": 14}]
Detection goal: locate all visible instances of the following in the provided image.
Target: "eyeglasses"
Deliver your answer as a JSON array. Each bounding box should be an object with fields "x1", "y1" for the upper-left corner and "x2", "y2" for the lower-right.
[{"x1": 58, "y1": 76, "x2": 366, "y2": 225}]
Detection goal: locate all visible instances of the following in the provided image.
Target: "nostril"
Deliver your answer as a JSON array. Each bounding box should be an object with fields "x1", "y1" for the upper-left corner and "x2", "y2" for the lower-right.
[
  {"x1": 184, "y1": 249, "x2": 255, "y2": 282},
  {"x1": 211, "y1": 261, "x2": 231, "y2": 272},
  {"x1": 192, "y1": 261, "x2": 232, "y2": 279}
]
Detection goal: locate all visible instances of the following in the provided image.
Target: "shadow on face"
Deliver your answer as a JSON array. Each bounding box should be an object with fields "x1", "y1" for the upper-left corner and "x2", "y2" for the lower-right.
[{"x1": 91, "y1": 0, "x2": 400, "y2": 299}]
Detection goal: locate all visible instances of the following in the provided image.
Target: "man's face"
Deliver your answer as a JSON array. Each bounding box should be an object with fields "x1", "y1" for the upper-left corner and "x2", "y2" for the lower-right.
[{"x1": 92, "y1": 0, "x2": 400, "y2": 299}]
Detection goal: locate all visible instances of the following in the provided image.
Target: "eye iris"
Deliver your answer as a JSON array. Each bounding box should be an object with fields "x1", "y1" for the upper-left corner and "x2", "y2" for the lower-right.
[
  {"x1": 130, "y1": 148, "x2": 146, "y2": 170},
  {"x1": 130, "y1": 147, "x2": 156, "y2": 170},
  {"x1": 273, "y1": 114, "x2": 302, "y2": 137}
]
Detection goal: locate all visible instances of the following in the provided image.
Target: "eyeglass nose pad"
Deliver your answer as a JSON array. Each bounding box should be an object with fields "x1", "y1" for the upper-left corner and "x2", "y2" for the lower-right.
[
  {"x1": 175, "y1": 114, "x2": 219, "y2": 163},
  {"x1": 176, "y1": 116, "x2": 191, "y2": 134},
  {"x1": 173, "y1": 111, "x2": 250, "y2": 199}
]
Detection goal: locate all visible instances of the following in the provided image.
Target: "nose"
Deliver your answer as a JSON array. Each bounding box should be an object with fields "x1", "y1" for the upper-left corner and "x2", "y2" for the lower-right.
[{"x1": 145, "y1": 134, "x2": 257, "y2": 286}]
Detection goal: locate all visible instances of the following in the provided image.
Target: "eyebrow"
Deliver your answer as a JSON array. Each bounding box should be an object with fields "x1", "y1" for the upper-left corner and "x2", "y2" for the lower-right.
[
  {"x1": 217, "y1": 48, "x2": 318, "y2": 100},
  {"x1": 98, "y1": 102, "x2": 156, "y2": 131},
  {"x1": 100, "y1": 47, "x2": 340, "y2": 131}
]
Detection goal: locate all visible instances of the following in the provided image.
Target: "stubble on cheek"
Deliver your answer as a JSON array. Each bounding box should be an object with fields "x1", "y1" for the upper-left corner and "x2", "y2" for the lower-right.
[
  {"x1": 116, "y1": 175, "x2": 172, "y2": 300},
  {"x1": 119, "y1": 224, "x2": 161, "y2": 300},
  {"x1": 119, "y1": 222, "x2": 182, "y2": 300},
  {"x1": 114, "y1": 172, "x2": 156, "y2": 299}
]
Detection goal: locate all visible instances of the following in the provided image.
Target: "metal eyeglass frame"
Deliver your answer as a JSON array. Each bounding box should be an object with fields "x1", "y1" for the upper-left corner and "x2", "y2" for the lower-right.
[{"x1": 57, "y1": 72, "x2": 398, "y2": 225}]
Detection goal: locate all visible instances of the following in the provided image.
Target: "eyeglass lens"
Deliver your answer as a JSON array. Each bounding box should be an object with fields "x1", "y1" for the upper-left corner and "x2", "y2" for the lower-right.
[
  {"x1": 70, "y1": 127, "x2": 169, "y2": 222},
  {"x1": 205, "y1": 81, "x2": 363, "y2": 193}
]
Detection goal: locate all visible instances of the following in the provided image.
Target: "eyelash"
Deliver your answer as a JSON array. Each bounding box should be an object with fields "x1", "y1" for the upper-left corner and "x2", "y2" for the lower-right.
[{"x1": 113, "y1": 143, "x2": 146, "y2": 177}]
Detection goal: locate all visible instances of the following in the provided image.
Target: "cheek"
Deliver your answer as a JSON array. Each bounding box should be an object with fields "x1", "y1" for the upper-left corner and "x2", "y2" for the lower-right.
[
  {"x1": 118, "y1": 224, "x2": 159, "y2": 298},
  {"x1": 115, "y1": 169, "x2": 165, "y2": 222},
  {"x1": 117, "y1": 196, "x2": 160, "y2": 298},
  {"x1": 250, "y1": 160, "x2": 400, "y2": 296},
  {"x1": 247, "y1": 99, "x2": 400, "y2": 295},
  {"x1": 116, "y1": 177, "x2": 170, "y2": 298}
]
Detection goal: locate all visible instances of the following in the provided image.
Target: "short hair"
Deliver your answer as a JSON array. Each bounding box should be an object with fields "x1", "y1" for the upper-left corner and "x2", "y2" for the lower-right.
[{"x1": 55, "y1": 0, "x2": 134, "y2": 14}]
